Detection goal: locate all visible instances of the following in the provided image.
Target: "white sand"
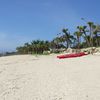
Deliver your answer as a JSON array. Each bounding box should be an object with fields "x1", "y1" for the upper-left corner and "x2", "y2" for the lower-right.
[{"x1": 0, "y1": 54, "x2": 100, "y2": 100}]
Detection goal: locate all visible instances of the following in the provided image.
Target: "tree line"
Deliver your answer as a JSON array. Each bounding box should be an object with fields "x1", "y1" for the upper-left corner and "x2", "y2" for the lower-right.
[{"x1": 16, "y1": 21, "x2": 100, "y2": 54}]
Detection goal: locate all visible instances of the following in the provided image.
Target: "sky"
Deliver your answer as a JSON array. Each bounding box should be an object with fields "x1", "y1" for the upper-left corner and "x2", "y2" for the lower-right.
[{"x1": 0, "y1": 0, "x2": 100, "y2": 52}]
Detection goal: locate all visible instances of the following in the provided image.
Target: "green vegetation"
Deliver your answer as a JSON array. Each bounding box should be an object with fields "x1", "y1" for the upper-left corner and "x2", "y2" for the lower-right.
[{"x1": 16, "y1": 20, "x2": 100, "y2": 54}]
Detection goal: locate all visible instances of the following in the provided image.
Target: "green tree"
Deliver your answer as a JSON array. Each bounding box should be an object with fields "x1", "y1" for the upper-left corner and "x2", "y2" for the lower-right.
[
  {"x1": 62, "y1": 28, "x2": 72, "y2": 48},
  {"x1": 74, "y1": 31, "x2": 82, "y2": 49},
  {"x1": 87, "y1": 22, "x2": 94, "y2": 47},
  {"x1": 77, "y1": 26, "x2": 90, "y2": 47}
]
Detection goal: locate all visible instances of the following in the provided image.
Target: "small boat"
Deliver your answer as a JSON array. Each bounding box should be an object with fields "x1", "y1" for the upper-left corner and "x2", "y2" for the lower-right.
[{"x1": 57, "y1": 52, "x2": 88, "y2": 59}]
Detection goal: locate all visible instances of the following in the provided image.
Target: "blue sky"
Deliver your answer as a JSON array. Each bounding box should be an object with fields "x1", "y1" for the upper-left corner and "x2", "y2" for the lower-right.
[{"x1": 0, "y1": 0, "x2": 100, "y2": 51}]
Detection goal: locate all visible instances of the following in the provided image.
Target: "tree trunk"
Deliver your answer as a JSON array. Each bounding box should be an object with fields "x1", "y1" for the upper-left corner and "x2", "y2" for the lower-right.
[
  {"x1": 77, "y1": 36, "x2": 80, "y2": 53},
  {"x1": 83, "y1": 31, "x2": 90, "y2": 47},
  {"x1": 65, "y1": 39, "x2": 69, "y2": 48},
  {"x1": 95, "y1": 34, "x2": 99, "y2": 47},
  {"x1": 90, "y1": 27, "x2": 93, "y2": 47}
]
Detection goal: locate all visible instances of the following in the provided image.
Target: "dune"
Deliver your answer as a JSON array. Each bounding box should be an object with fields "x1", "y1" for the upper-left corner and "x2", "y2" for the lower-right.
[{"x1": 0, "y1": 54, "x2": 100, "y2": 100}]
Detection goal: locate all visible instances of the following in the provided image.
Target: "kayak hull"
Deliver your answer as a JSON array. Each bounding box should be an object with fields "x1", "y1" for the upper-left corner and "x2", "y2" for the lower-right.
[{"x1": 57, "y1": 52, "x2": 88, "y2": 59}]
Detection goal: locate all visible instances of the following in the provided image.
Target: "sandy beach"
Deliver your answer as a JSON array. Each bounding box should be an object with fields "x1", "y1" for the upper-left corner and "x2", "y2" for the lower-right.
[{"x1": 0, "y1": 54, "x2": 100, "y2": 100}]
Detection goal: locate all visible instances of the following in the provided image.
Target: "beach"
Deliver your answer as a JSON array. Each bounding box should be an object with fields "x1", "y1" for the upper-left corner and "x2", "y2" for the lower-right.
[{"x1": 0, "y1": 54, "x2": 100, "y2": 100}]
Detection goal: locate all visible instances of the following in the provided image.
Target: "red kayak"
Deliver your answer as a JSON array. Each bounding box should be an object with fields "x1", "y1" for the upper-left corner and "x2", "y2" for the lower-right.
[{"x1": 57, "y1": 52, "x2": 88, "y2": 59}]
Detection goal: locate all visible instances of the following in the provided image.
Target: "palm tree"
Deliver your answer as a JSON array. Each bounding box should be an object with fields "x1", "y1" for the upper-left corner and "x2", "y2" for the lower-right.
[
  {"x1": 93, "y1": 25, "x2": 100, "y2": 47},
  {"x1": 62, "y1": 28, "x2": 71, "y2": 48},
  {"x1": 74, "y1": 31, "x2": 82, "y2": 50},
  {"x1": 77, "y1": 26, "x2": 90, "y2": 47},
  {"x1": 24, "y1": 42, "x2": 32, "y2": 54},
  {"x1": 53, "y1": 37, "x2": 61, "y2": 49},
  {"x1": 87, "y1": 22, "x2": 94, "y2": 47}
]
